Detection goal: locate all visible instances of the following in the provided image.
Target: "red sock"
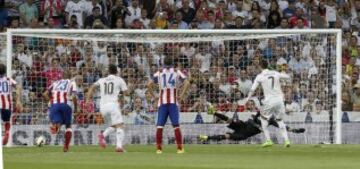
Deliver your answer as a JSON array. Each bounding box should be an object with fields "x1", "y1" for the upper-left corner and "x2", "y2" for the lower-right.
[
  {"x1": 4, "y1": 122, "x2": 10, "y2": 133},
  {"x1": 174, "y1": 127, "x2": 183, "y2": 150},
  {"x1": 64, "y1": 129, "x2": 72, "y2": 148},
  {"x1": 156, "y1": 127, "x2": 163, "y2": 150}
]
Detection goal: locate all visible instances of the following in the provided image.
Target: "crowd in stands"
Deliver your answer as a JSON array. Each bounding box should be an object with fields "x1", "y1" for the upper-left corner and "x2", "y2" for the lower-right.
[{"x1": 0, "y1": 0, "x2": 359, "y2": 125}]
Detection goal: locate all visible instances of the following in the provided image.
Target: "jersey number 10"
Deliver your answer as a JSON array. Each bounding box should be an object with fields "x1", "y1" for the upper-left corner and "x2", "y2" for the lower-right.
[{"x1": 104, "y1": 82, "x2": 114, "y2": 95}]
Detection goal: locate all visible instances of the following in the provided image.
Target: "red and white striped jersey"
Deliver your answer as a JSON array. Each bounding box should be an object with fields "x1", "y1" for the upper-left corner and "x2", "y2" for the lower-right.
[
  {"x1": 154, "y1": 68, "x2": 186, "y2": 106},
  {"x1": 48, "y1": 79, "x2": 77, "y2": 104},
  {"x1": 0, "y1": 77, "x2": 17, "y2": 110}
]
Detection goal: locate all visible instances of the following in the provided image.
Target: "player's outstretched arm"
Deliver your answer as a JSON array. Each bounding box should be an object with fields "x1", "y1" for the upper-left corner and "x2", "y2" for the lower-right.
[
  {"x1": 86, "y1": 84, "x2": 97, "y2": 103},
  {"x1": 179, "y1": 79, "x2": 191, "y2": 102},
  {"x1": 72, "y1": 94, "x2": 78, "y2": 114},
  {"x1": 15, "y1": 85, "x2": 23, "y2": 112},
  {"x1": 245, "y1": 75, "x2": 260, "y2": 103}
]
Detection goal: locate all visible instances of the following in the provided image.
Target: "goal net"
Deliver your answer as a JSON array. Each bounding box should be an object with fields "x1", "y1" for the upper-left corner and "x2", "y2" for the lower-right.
[{"x1": 3, "y1": 29, "x2": 343, "y2": 147}]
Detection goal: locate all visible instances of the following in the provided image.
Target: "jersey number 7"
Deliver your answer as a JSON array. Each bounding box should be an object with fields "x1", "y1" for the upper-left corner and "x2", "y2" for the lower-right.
[{"x1": 268, "y1": 76, "x2": 274, "y2": 89}]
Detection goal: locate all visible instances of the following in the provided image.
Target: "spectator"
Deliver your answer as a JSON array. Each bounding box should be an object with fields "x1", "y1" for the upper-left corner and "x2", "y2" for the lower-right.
[
  {"x1": 129, "y1": 97, "x2": 155, "y2": 125},
  {"x1": 235, "y1": 69, "x2": 252, "y2": 96},
  {"x1": 19, "y1": 0, "x2": 39, "y2": 27},
  {"x1": 15, "y1": 44, "x2": 32, "y2": 68},
  {"x1": 139, "y1": 9, "x2": 150, "y2": 28},
  {"x1": 302, "y1": 90, "x2": 317, "y2": 112},
  {"x1": 0, "y1": 1, "x2": 8, "y2": 28},
  {"x1": 282, "y1": 0, "x2": 296, "y2": 18},
  {"x1": 310, "y1": 6, "x2": 326, "y2": 28},
  {"x1": 83, "y1": 0, "x2": 102, "y2": 17},
  {"x1": 277, "y1": 17, "x2": 289, "y2": 29},
  {"x1": 197, "y1": 10, "x2": 214, "y2": 29},
  {"x1": 84, "y1": 6, "x2": 109, "y2": 29},
  {"x1": 42, "y1": 58, "x2": 63, "y2": 87},
  {"x1": 324, "y1": 0, "x2": 337, "y2": 28},
  {"x1": 177, "y1": 0, "x2": 196, "y2": 24},
  {"x1": 351, "y1": 84, "x2": 360, "y2": 111},
  {"x1": 40, "y1": 0, "x2": 63, "y2": 26},
  {"x1": 154, "y1": 11, "x2": 169, "y2": 29},
  {"x1": 124, "y1": 0, "x2": 141, "y2": 27},
  {"x1": 65, "y1": 0, "x2": 86, "y2": 28},
  {"x1": 188, "y1": 90, "x2": 211, "y2": 112},
  {"x1": 288, "y1": 7, "x2": 308, "y2": 28},
  {"x1": 155, "y1": 0, "x2": 175, "y2": 20},
  {"x1": 293, "y1": 17, "x2": 308, "y2": 29},
  {"x1": 173, "y1": 10, "x2": 189, "y2": 29},
  {"x1": 267, "y1": 10, "x2": 281, "y2": 29},
  {"x1": 232, "y1": 0, "x2": 248, "y2": 20},
  {"x1": 109, "y1": 0, "x2": 129, "y2": 28},
  {"x1": 195, "y1": 43, "x2": 212, "y2": 72}
]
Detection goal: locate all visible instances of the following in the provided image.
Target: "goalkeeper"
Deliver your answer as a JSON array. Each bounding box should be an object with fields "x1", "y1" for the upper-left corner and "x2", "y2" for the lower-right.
[{"x1": 199, "y1": 106, "x2": 305, "y2": 142}]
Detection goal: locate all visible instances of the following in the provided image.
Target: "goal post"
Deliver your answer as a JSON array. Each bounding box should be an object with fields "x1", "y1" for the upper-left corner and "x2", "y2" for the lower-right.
[{"x1": 3, "y1": 29, "x2": 343, "y2": 146}]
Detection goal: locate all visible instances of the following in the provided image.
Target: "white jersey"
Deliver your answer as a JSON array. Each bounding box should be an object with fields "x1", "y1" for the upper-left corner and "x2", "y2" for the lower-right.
[
  {"x1": 250, "y1": 69, "x2": 290, "y2": 103},
  {"x1": 65, "y1": 0, "x2": 85, "y2": 28},
  {"x1": 94, "y1": 75, "x2": 128, "y2": 105}
]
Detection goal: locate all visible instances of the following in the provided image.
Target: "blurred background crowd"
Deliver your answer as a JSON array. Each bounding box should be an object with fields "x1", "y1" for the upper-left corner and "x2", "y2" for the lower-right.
[{"x1": 0, "y1": 0, "x2": 358, "y2": 125}]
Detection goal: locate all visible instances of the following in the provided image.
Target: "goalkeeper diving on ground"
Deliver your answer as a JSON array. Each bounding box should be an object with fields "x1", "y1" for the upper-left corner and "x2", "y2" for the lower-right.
[{"x1": 198, "y1": 105, "x2": 305, "y2": 142}]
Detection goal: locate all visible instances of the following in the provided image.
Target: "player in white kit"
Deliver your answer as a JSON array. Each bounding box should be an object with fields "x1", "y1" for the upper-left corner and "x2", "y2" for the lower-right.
[
  {"x1": 87, "y1": 64, "x2": 129, "y2": 153},
  {"x1": 245, "y1": 60, "x2": 291, "y2": 148}
]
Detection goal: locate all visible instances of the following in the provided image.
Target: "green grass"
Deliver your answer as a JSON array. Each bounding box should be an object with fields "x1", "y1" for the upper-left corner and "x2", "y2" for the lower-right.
[{"x1": 4, "y1": 144, "x2": 360, "y2": 169}]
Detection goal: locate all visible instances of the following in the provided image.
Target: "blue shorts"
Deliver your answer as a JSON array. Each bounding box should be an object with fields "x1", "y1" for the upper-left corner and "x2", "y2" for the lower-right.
[
  {"x1": 49, "y1": 103, "x2": 72, "y2": 126},
  {"x1": 1, "y1": 109, "x2": 11, "y2": 122},
  {"x1": 156, "y1": 104, "x2": 179, "y2": 127}
]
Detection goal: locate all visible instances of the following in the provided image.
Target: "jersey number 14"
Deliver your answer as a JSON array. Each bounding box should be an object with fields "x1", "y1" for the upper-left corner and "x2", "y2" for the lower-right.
[{"x1": 162, "y1": 74, "x2": 175, "y2": 88}]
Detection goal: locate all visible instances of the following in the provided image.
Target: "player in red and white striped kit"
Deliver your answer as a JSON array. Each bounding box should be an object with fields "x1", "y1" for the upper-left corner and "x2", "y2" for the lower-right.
[
  {"x1": 43, "y1": 71, "x2": 78, "y2": 152},
  {"x1": 0, "y1": 64, "x2": 23, "y2": 145},
  {"x1": 148, "y1": 57, "x2": 191, "y2": 154}
]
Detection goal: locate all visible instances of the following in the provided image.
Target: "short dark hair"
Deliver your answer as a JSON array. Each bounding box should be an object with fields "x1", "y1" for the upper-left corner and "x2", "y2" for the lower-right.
[
  {"x1": 164, "y1": 56, "x2": 173, "y2": 66},
  {"x1": 108, "y1": 64, "x2": 118, "y2": 75},
  {"x1": 63, "y1": 70, "x2": 72, "y2": 79},
  {"x1": 0, "y1": 63, "x2": 6, "y2": 76},
  {"x1": 260, "y1": 60, "x2": 269, "y2": 69}
]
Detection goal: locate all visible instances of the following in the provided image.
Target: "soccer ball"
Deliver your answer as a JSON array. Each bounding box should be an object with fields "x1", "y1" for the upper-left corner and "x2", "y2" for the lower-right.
[{"x1": 35, "y1": 136, "x2": 46, "y2": 147}]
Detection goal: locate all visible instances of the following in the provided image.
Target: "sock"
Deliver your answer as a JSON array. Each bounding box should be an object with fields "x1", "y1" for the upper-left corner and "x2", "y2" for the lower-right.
[
  {"x1": 277, "y1": 120, "x2": 289, "y2": 142},
  {"x1": 115, "y1": 128, "x2": 125, "y2": 149},
  {"x1": 2, "y1": 122, "x2": 10, "y2": 145},
  {"x1": 260, "y1": 117, "x2": 271, "y2": 141},
  {"x1": 214, "y1": 113, "x2": 229, "y2": 121},
  {"x1": 65, "y1": 128, "x2": 72, "y2": 147},
  {"x1": 156, "y1": 127, "x2": 163, "y2": 150},
  {"x1": 208, "y1": 135, "x2": 226, "y2": 141},
  {"x1": 103, "y1": 127, "x2": 115, "y2": 138},
  {"x1": 4, "y1": 122, "x2": 10, "y2": 133},
  {"x1": 174, "y1": 127, "x2": 183, "y2": 150}
]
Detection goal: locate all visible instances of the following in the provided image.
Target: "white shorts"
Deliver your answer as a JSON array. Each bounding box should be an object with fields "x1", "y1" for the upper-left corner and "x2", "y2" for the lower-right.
[
  {"x1": 261, "y1": 101, "x2": 286, "y2": 120},
  {"x1": 100, "y1": 102, "x2": 123, "y2": 125}
]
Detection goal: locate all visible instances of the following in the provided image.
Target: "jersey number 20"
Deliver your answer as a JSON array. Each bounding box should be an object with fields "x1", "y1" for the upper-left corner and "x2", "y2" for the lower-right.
[{"x1": 0, "y1": 82, "x2": 9, "y2": 93}]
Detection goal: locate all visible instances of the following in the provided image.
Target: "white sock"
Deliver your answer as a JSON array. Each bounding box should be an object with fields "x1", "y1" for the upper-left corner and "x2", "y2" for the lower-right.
[
  {"x1": 103, "y1": 127, "x2": 115, "y2": 138},
  {"x1": 116, "y1": 128, "x2": 125, "y2": 149},
  {"x1": 260, "y1": 118, "x2": 271, "y2": 141},
  {"x1": 277, "y1": 120, "x2": 289, "y2": 142}
]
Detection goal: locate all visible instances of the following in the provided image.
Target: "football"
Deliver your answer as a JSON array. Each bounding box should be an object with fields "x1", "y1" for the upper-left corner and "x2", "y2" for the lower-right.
[{"x1": 35, "y1": 136, "x2": 46, "y2": 147}]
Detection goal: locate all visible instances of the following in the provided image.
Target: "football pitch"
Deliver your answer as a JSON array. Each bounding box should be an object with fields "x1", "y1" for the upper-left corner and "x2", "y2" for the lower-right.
[{"x1": 4, "y1": 144, "x2": 360, "y2": 169}]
